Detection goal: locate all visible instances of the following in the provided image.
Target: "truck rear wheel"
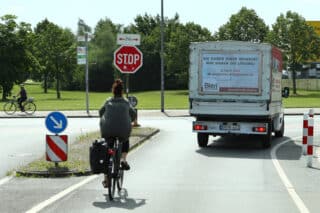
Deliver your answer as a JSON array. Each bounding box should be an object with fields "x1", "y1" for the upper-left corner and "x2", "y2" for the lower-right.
[
  {"x1": 197, "y1": 133, "x2": 209, "y2": 147},
  {"x1": 275, "y1": 120, "x2": 284, "y2": 138}
]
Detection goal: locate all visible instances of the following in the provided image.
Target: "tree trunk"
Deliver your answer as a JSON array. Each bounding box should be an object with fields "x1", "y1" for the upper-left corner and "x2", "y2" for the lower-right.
[
  {"x1": 56, "y1": 74, "x2": 61, "y2": 99},
  {"x1": 2, "y1": 91, "x2": 6, "y2": 101},
  {"x1": 292, "y1": 70, "x2": 297, "y2": 95},
  {"x1": 44, "y1": 73, "x2": 48, "y2": 93},
  {"x1": 1, "y1": 84, "x2": 12, "y2": 101}
]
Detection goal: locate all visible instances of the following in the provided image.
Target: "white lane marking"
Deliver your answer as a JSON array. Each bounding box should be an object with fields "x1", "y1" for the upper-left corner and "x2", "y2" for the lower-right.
[
  {"x1": 0, "y1": 176, "x2": 13, "y2": 186},
  {"x1": 25, "y1": 175, "x2": 98, "y2": 213},
  {"x1": 271, "y1": 137, "x2": 310, "y2": 213}
]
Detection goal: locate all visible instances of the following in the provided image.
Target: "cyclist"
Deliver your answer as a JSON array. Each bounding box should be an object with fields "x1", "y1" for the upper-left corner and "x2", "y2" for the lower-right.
[
  {"x1": 17, "y1": 84, "x2": 27, "y2": 112},
  {"x1": 99, "y1": 79, "x2": 136, "y2": 188}
]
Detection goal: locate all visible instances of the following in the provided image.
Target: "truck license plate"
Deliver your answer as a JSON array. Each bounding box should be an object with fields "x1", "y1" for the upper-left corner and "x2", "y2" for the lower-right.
[{"x1": 220, "y1": 123, "x2": 240, "y2": 131}]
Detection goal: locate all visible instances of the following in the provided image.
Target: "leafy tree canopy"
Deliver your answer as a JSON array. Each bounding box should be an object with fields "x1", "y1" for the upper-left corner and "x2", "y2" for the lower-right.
[
  {"x1": 214, "y1": 7, "x2": 269, "y2": 42},
  {"x1": 267, "y1": 11, "x2": 320, "y2": 94},
  {"x1": 0, "y1": 15, "x2": 38, "y2": 100}
]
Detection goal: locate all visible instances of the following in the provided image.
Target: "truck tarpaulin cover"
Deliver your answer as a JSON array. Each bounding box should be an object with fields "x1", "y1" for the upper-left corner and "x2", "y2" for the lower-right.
[{"x1": 200, "y1": 51, "x2": 261, "y2": 94}]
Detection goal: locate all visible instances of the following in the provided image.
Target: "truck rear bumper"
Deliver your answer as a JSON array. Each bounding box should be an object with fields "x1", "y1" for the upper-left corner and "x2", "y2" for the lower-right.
[
  {"x1": 191, "y1": 113, "x2": 276, "y2": 122},
  {"x1": 192, "y1": 120, "x2": 269, "y2": 135}
]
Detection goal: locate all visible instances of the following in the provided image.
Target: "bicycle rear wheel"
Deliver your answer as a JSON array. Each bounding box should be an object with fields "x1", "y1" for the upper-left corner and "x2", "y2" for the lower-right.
[
  {"x1": 3, "y1": 102, "x2": 17, "y2": 115},
  {"x1": 24, "y1": 102, "x2": 36, "y2": 115}
]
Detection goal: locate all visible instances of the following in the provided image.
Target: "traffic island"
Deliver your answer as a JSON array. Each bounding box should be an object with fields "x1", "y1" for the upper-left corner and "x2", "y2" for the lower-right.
[{"x1": 16, "y1": 127, "x2": 159, "y2": 178}]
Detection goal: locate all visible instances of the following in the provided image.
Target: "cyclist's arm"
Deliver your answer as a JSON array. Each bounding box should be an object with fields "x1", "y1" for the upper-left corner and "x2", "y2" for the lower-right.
[
  {"x1": 99, "y1": 98, "x2": 112, "y2": 117},
  {"x1": 99, "y1": 105, "x2": 105, "y2": 117}
]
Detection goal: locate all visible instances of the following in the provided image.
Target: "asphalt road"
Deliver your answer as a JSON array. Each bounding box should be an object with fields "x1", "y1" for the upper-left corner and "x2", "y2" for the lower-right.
[{"x1": 0, "y1": 114, "x2": 320, "y2": 212}]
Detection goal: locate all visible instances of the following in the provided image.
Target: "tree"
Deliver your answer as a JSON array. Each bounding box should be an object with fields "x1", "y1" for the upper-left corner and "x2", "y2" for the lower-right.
[
  {"x1": 166, "y1": 21, "x2": 213, "y2": 89},
  {"x1": 124, "y1": 14, "x2": 162, "y2": 91},
  {"x1": 89, "y1": 18, "x2": 117, "y2": 91},
  {"x1": 267, "y1": 11, "x2": 320, "y2": 94},
  {"x1": 34, "y1": 19, "x2": 54, "y2": 93},
  {"x1": 34, "y1": 20, "x2": 76, "y2": 98},
  {"x1": 214, "y1": 7, "x2": 269, "y2": 42},
  {"x1": 125, "y1": 13, "x2": 214, "y2": 90},
  {"x1": 0, "y1": 15, "x2": 38, "y2": 100}
]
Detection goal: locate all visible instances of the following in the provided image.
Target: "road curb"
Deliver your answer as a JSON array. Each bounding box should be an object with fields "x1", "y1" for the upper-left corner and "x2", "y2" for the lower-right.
[{"x1": 15, "y1": 128, "x2": 160, "y2": 178}]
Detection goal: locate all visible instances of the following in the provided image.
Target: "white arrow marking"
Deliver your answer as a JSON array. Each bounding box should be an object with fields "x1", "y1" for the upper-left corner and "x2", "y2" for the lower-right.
[{"x1": 50, "y1": 116, "x2": 63, "y2": 129}]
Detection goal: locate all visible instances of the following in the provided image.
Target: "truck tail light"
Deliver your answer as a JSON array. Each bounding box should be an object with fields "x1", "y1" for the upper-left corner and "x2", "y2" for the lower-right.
[
  {"x1": 253, "y1": 127, "x2": 266, "y2": 133},
  {"x1": 193, "y1": 124, "x2": 208, "y2": 131}
]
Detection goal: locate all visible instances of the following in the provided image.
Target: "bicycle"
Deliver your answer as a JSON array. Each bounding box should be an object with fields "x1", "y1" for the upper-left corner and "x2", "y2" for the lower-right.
[
  {"x1": 3, "y1": 96, "x2": 37, "y2": 115},
  {"x1": 106, "y1": 137, "x2": 125, "y2": 201}
]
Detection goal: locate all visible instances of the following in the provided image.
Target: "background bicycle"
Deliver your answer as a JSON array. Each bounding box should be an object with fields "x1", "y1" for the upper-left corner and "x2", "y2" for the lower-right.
[{"x1": 3, "y1": 96, "x2": 37, "y2": 115}]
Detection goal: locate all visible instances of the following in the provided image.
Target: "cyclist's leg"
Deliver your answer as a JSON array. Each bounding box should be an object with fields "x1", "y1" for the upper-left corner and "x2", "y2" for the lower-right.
[
  {"x1": 17, "y1": 98, "x2": 22, "y2": 110},
  {"x1": 21, "y1": 98, "x2": 27, "y2": 111},
  {"x1": 120, "y1": 137, "x2": 130, "y2": 170},
  {"x1": 18, "y1": 98, "x2": 26, "y2": 111}
]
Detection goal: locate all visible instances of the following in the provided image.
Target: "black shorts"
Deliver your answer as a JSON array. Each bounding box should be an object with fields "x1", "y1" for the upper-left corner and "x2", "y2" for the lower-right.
[{"x1": 104, "y1": 137, "x2": 129, "y2": 153}]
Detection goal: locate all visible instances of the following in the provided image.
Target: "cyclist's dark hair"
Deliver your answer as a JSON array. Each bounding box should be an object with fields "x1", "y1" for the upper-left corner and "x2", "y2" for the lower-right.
[{"x1": 112, "y1": 79, "x2": 124, "y2": 97}]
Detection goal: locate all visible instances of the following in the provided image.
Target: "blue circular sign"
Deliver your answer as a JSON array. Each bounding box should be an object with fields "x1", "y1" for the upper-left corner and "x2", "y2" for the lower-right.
[{"x1": 45, "y1": 111, "x2": 68, "y2": 134}]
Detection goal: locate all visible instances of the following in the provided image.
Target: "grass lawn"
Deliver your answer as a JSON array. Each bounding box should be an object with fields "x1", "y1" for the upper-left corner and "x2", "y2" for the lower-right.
[{"x1": 0, "y1": 82, "x2": 319, "y2": 110}]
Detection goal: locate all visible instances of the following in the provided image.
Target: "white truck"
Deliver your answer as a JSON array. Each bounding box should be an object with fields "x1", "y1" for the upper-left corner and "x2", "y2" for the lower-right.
[{"x1": 189, "y1": 41, "x2": 289, "y2": 148}]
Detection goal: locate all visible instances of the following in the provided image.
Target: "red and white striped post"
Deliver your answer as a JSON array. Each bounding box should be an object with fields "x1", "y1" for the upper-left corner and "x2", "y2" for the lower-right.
[
  {"x1": 302, "y1": 113, "x2": 308, "y2": 155},
  {"x1": 46, "y1": 135, "x2": 68, "y2": 163},
  {"x1": 309, "y1": 108, "x2": 314, "y2": 118},
  {"x1": 307, "y1": 118, "x2": 314, "y2": 168}
]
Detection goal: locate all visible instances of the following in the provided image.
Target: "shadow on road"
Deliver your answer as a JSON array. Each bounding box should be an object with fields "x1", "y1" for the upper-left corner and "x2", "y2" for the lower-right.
[
  {"x1": 196, "y1": 135, "x2": 302, "y2": 160},
  {"x1": 92, "y1": 188, "x2": 146, "y2": 210}
]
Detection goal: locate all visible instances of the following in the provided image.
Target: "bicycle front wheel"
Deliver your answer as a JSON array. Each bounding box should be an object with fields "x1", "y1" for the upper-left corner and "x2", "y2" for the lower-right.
[
  {"x1": 117, "y1": 169, "x2": 124, "y2": 191},
  {"x1": 108, "y1": 153, "x2": 117, "y2": 201},
  {"x1": 3, "y1": 102, "x2": 17, "y2": 115},
  {"x1": 24, "y1": 102, "x2": 36, "y2": 115}
]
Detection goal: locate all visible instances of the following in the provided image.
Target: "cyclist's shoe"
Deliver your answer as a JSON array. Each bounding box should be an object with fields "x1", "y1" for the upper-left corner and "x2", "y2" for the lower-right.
[
  {"x1": 121, "y1": 161, "x2": 130, "y2": 170},
  {"x1": 102, "y1": 180, "x2": 108, "y2": 188}
]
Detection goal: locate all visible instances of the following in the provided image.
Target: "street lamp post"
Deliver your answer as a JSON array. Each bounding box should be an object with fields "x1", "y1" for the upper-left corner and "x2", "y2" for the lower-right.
[
  {"x1": 85, "y1": 33, "x2": 90, "y2": 115},
  {"x1": 160, "y1": 0, "x2": 165, "y2": 112}
]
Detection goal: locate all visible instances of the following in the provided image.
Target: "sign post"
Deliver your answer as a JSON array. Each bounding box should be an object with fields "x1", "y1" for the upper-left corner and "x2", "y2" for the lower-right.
[
  {"x1": 114, "y1": 35, "x2": 142, "y2": 126},
  {"x1": 77, "y1": 34, "x2": 90, "y2": 115},
  {"x1": 45, "y1": 111, "x2": 68, "y2": 167}
]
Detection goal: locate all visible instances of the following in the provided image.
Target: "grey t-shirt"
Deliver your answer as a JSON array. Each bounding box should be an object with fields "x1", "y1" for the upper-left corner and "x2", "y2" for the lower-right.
[{"x1": 99, "y1": 97, "x2": 136, "y2": 139}]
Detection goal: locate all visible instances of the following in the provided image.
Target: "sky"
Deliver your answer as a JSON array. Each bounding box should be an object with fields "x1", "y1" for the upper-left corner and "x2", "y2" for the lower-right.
[{"x1": 1, "y1": 0, "x2": 320, "y2": 34}]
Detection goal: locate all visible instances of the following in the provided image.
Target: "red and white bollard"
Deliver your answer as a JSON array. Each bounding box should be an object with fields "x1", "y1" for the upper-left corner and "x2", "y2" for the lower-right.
[
  {"x1": 307, "y1": 118, "x2": 314, "y2": 168},
  {"x1": 309, "y1": 108, "x2": 314, "y2": 118},
  {"x1": 302, "y1": 113, "x2": 308, "y2": 155}
]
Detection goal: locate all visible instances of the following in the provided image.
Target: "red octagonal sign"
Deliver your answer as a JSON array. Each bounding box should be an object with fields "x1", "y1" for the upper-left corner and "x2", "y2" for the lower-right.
[{"x1": 114, "y1": 45, "x2": 143, "y2": 73}]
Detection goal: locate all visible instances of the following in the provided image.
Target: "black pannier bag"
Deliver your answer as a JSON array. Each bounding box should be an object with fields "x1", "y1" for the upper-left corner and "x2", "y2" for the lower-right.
[{"x1": 89, "y1": 139, "x2": 108, "y2": 174}]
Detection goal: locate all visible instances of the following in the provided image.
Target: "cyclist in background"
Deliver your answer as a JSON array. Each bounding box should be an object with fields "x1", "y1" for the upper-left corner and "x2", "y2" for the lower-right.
[
  {"x1": 17, "y1": 84, "x2": 27, "y2": 112},
  {"x1": 99, "y1": 79, "x2": 136, "y2": 188}
]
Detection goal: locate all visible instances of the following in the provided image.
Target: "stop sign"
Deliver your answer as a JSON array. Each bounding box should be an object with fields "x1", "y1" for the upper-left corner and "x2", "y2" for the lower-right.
[{"x1": 114, "y1": 45, "x2": 143, "y2": 73}]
